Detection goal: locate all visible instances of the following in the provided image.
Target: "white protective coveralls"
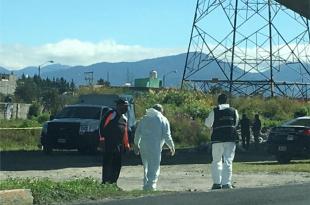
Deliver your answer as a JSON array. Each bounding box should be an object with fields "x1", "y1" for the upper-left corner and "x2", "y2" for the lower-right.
[{"x1": 134, "y1": 108, "x2": 175, "y2": 191}]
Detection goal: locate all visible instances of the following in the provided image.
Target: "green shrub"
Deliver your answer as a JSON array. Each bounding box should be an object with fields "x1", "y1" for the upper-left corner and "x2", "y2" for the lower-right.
[
  {"x1": 232, "y1": 96, "x2": 263, "y2": 119},
  {"x1": 28, "y1": 102, "x2": 42, "y2": 117},
  {"x1": 37, "y1": 113, "x2": 50, "y2": 124},
  {"x1": 167, "y1": 112, "x2": 210, "y2": 146},
  {"x1": 233, "y1": 96, "x2": 308, "y2": 124},
  {"x1": 262, "y1": 119, "x2": 282, "y2": 128},
  {"x1": 0, "y1": 119, "x2": 41, "y2": 128},
  {"x1": 133, "y1": 89, "x2": 213, "y2": 146},
  {"x1": 162, "y1": 91, "x2": 188, "y2": 106},
  {"x1": 19, "y1": 119, "x2": 41, "y2": 128},
  {"x1": 294, "y1": 106, "x2": 309, "y2": 118}
]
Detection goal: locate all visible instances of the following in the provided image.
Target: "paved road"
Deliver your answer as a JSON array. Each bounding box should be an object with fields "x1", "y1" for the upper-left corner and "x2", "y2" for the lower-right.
[
  {"x1": 0, "y1": 147, "x2": 275, "y2": 171},
  {"x1": 74, "y1": 183, "x2": 310, "y2": 205}
]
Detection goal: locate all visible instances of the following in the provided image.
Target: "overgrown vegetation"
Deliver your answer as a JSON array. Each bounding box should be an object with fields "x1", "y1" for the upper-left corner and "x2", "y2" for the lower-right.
[
  {"x1": 134, "y1": 89, "x2": 214, "y2": 145},
  {"x1": 232, "y1": 96, "x2": 310, "y2": 127},
  {"x1": 0, "y1": 128, "x2": 41, "y2": 151},
  {"x1": 0, "y1": 119, "x2": 41, "y2": 128},
  {"x1": 0, "y1": 177, "x2": 156, "y2": 205},
  {"x1": 1, "y1": 87, "x2": 309, "y2": 149},
  {"x1": 133, "y1": 89, "x2": 309, "y2": 146}
]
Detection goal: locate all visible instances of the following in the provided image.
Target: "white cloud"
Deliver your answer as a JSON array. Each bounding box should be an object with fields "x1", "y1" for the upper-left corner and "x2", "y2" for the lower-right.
[
  {"x1": 0, "y1": 39, "x2": 185, "y2": 70},
  {"x1": 2, "y1": 39, "x2": 308, "y2": 72},
  {"x1": 190, "y1": 43, "x2": 310, "y2": 72}
]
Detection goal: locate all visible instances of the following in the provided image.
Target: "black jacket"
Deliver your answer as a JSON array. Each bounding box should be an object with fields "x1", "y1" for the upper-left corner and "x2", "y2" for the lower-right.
[
  {"x1": 211, "y1": 107, "x2": 238, "y2": 142},
  {"x1": 100, "y1": 110, "x2": 129, "y2": 152}
]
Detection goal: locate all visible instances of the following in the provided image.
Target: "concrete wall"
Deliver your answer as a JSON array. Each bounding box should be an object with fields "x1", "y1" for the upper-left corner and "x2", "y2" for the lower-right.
[
  {"x1": 0, "y1": 74, "x2": 17, "y2": 95},
  {"x1": 0, "y1": 103, "x2": 31, "y2": 120}
]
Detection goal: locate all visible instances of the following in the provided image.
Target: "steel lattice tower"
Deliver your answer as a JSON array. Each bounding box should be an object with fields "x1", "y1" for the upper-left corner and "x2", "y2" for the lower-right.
[{"x1": 181, "y1": 0, "x2": 310, "y2": 100}]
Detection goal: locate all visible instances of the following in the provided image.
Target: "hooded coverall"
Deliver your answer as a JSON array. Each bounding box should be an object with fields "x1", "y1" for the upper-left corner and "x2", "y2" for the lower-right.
[{"x1": 134, "y1": 108, "x2": 175, "y2": 191}]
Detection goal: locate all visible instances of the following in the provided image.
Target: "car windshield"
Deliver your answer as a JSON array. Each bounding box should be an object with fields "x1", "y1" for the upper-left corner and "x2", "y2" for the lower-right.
[
  {"x1": 284, "y1": 118, "x2": 310, "y2": 127},
  {"x1": 55, "y1": 107, "x2": 101, "y2": 119}
]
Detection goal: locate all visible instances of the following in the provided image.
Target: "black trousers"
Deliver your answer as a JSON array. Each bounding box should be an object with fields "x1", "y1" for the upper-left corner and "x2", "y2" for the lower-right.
[
  {"x1": 102, "y1": 150, "x2": 122, "y2": 184},
  {"x1": 241, "y1": 132, "x2": 250, "y2": 149},
  {"x1": 253, "y1": 132, "x2": 260, "y2": 150}
]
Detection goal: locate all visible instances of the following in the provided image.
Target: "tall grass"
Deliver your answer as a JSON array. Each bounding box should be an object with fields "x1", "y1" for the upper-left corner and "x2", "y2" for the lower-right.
[
  {"x1": 0, "y1": 119, "x2": 41, "y2": 128},
  {"x1": 1, "y1": 88, "x2": 309, "y2": 149},
  {"x1": 0, "y1": 177, "x2": 152, "y2": 205},
  {"x1": 0, "y1": 129, "x2": 41, "y2": 151},
  {"x1": 232, "y1": 96, "x2": 310, "y2": 127}
]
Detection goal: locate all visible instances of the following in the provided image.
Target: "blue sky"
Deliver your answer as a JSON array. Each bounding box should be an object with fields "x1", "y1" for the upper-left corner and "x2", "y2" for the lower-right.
[
  {"x1": 0, "y1": 0, "x2": 196, "y2": 69},
  {"x1": 1, "y1": 0, "x2": 308, "y2": 71}
]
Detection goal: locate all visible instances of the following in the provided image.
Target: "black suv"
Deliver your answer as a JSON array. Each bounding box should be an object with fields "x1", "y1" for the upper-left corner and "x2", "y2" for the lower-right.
[
  {"x1": 40, "y1": 104, "x2": 110, "y2": 154},
  {"x1": 40, "y1": 94, "x2": 136, "y2": 154},
  {"x1": 267, "y1": 116, "x2": 310, "y2": 163}
]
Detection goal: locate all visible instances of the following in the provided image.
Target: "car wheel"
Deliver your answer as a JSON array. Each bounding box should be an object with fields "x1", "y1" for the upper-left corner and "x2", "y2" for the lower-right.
[
  {"x1": 43, "y1": 145, "x2": 52, "y2": 155},
  {"x1": 276, "y1": 154, "x2": 291, "y2": 164}
]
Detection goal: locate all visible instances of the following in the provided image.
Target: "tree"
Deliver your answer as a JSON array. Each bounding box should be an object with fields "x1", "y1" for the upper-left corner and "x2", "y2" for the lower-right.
[
  {"x1": 14, "y1": 75, "x2": 74, "y2": 115},
  {"x1": 97, "y1": 78, "x2": 110, "y2": 86},
  {"x1": 15, "y1": 80, "x2": 39, "y2": 103},
  {"x1": 28, "y1": 102, "x2": 41, "y2": 117},
  {"x1": 41, "y1": 88, "x2": 62, "y2": 115},
  {"x1": 70, "y1": 79, "x2": 75, "y2": 92}
]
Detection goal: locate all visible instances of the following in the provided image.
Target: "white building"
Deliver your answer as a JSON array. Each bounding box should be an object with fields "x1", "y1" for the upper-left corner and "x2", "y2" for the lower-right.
[{"x1": 0, "y1": 73, "x2": 17, "y2": 95}]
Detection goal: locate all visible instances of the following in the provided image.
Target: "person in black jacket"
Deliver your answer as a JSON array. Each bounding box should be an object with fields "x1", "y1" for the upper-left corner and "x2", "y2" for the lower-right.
[
  {"x1": 252, "y1": 114, "x2": 262, "y2": 150},
  {"x1": 240, "y1": 114, "x2": 251, "y2": 150},
  {"x1": 99, "y1": 99, "x2": 130, "y2": 185},
  {"x1": 205, "y1": 93, "x2": 239, "y2": 189}
]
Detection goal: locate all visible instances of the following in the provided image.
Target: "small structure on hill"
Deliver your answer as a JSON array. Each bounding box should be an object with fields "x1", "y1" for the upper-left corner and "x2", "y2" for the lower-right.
[{"x1": 134, "y1": 70, "x2": 162, "y2": 88}]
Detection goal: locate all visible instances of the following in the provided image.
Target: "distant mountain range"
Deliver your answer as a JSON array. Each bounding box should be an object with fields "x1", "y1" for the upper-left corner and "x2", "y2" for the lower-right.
[{"x1": 1, "y1": 53, "x2": 309, "y2": 87}]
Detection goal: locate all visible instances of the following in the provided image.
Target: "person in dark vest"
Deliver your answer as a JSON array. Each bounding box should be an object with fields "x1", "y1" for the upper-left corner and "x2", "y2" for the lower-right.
[
  {"x1": 240, "y1": 114, "x2": 251, "y2": 150},
  {"x1": 205, "y1": 93, "x2": 239, "y2": 189},
  {"x1": 252, "y1": 114, "x2": 261, "y2": 150},
  {"x1": 99, "y1": 98, "x2": 130, "y2": 185}
]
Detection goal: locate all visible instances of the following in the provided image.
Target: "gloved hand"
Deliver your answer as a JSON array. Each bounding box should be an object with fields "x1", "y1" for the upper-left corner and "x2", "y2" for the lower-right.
[
  {"x1": 170, "y1": 148, "x2": 175, "y2": 156},
  {"x1": 133, "y1": 144, "x2": 140, "y2": 155}
]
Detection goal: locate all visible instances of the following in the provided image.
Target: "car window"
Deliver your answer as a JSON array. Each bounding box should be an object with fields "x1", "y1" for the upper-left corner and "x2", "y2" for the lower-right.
[
  {"x1": 56, "y1": 107, "x2": 101, "y2": 119},
  {"x1": 286, "y1": 119, "x2": 310, "y2": 127}
]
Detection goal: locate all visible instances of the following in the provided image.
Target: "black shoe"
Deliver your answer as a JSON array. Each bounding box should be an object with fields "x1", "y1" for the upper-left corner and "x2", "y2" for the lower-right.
[
  {"x1": 211, "y1": 184, "x2": 222, "y2": 190},
  {"x1": 222, "y1": 184, "x2": 234, "y2": 189}
]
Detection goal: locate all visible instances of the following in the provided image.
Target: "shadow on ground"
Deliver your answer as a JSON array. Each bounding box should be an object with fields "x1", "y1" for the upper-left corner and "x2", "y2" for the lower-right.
[{"x1": 0, "y1": 144, "x2": 276, "y2": 171}]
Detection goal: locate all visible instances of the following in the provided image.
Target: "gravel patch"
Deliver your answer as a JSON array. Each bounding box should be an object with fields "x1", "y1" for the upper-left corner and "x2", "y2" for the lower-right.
[{"x1": 2, "y1": 164, "x2": 310, "y2": 192}]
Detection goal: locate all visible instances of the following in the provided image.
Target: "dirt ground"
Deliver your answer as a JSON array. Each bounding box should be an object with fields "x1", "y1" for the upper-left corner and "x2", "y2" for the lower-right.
[{"x1": 1, "y1": 147, "x2": 310, "y2": 192}]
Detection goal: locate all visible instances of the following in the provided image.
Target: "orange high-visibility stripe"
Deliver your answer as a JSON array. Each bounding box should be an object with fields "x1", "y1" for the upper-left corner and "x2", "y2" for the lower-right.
[
  {"x1": 99, "y1": 112, "x2": 114, "y2": 142},
  {"x1": 123, "y1": 124, "x2": 130, "y2": 149}
]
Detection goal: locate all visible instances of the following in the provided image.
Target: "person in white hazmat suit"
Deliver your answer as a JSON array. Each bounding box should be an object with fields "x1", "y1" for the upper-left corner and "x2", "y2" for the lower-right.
[{"x1": 134, "y1": 104, "x2": 175, "y2": 191}]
